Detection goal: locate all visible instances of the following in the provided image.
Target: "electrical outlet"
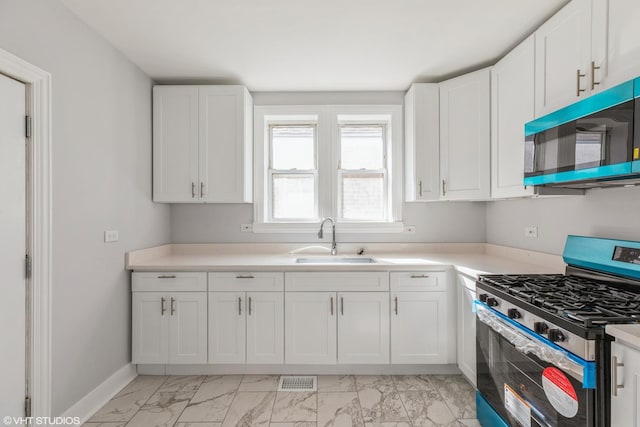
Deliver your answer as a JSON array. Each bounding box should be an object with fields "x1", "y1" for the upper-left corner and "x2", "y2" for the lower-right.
[
  {"x1": 240, "y1": 224, "x2": 253, "y2": 232},
  {"x1": 404, "y1": 225, "x2": 416, "y2": 234},
  {"x1": 104, "y1": 230, "x2": 119, "y2": 242},
  {"x1": 525, "y1": 226, "x2": 538, "y2": 238}
]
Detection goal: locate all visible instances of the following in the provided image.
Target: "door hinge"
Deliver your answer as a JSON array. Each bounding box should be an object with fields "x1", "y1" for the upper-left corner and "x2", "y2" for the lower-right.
[
  {"x1": 25, "y1": 116, "x2": 32, "y2": 139},
  {"x1": 24, "y1": 396, "x2": 31, "y2": 417},
  {"x1": 25, "y1": 254, "x2": 32, "y2": 279}
]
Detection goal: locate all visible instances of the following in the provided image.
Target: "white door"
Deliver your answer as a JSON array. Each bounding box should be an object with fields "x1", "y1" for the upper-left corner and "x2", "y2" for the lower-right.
[
  {"x1": 591, "y1": 0, "x2": 640, "y2": 91},
  {"x1": 209, "y1": 292, "x2": 246, "y2": 363},
  {"x1": 246, "y1": 292, "x2": 284, "y2": 364},
  {"x1": 132, "y1": 292, "x2": 169, "y2": 364},
  {"x1": 153, "y1": 86, "x2": 199, "y2": 202},
  {"x1": 285, "y1": 292, "x2": 337, "y2": 364},
  {"x1": 338, "y1": 292, "x2": 390, "y2": 364},
  {"x1": 491, "y1": 35, "x2": 535, "y2": 199},
  {"x1": 0, "y1": 73, "x2": 27, "y2": 416},
  {"x1": 169, "y1": 292, "x2": 207, "y2": 364},
  {"x1": 439, "y1": 68, "x2": 491, "y2": 200},
  {"x1": 457, "y1": 274, "x2": 477, "y2": 386},
  {"x1": 199, "y1": 86, "x2": 250, "y2": 203},
  {"x1": 391, "y1": 292, "x2": 448, "y2": 364},
  {"x1": 535, "y1": 0, "x2": 592, "y2": 116},
  {"x1": 610, "y1": 341, "x2": 640, "y2": 427}
]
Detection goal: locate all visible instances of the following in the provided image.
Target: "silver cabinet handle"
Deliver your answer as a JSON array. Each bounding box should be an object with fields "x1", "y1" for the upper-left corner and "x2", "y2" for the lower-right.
[
  {"x1": 330, "y1": 297, "x2": 334, "y2": 316},
  {"x1": 161, "y1": 297, "x2": 166, "y2": 315},
  {"x1": 238, "y1": 297, "x2": 242, "y2": 316},
  {"x1": 170, "y1": 297, "x2": 176, "y2": 315},
  {"x1": 191, "y1": 182, "x2": 196, "y2": 198},
  {"x1": 410, "y1": 274, "x2": 429, "y2": 279},
  {"x1": 591, "y1": 61, "x2": 601, "y2": 90},
  {"x1": 248, "y1": 297, "x2": 252, "y2": 316},
  {"x1": 442, "y1": 179, "x2": 446, "y2": 196},
  {"x1": 394, "y1": 296, "x2": 398, "y2": 315},
  {"x1": 418, "y1": 180, "x2": 423, "y2": 197},
  {"x1": 200, "y1": 182, "x2": 205, "y2": 198},
  {"x1": 612, "y1": 355, "x2": 624, "y2": 397},
  {"x1": 235, "y1": 275, "x2": 255, "y2": 279},
  {"x1": 576, "y1": 69, "x2": 586, "y2": 96},
  {"x1": 341, "y1": 297, "x2": 344, "y2": 316},
  {"x1": 157, "y1": 275, "x2": 176, "y2": 279}
]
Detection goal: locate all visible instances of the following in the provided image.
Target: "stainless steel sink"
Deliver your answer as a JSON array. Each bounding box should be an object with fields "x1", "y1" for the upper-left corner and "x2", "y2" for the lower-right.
[{"x1": 295, "y1": 257, "x2": 376, "y2": 264}]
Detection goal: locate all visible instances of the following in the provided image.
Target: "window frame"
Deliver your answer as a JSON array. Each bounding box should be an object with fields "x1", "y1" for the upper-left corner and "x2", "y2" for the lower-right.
[{"x1": 253, "y1": 105, "x2": 403, "y2": 233}]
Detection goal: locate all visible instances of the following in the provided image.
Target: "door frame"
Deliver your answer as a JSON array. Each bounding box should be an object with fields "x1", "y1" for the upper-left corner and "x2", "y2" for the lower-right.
[{"x1": 0, "y1": 47, "x2": 52, "y2": 417}]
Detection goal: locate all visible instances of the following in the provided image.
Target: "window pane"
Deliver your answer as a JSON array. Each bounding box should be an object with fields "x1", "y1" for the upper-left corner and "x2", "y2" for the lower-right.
[
  {"x1": 272, "y1": 174, "x2": 316, "y2": 219},
  {"x1": 341, "y1": 173, "x2": 385, "y2": 221},
  {"x1": 271, "y1": 125, "x2": 315, "y2": 170},
  {"x1": 340, "y1": 125, "x2": 384, "y2": 169}
]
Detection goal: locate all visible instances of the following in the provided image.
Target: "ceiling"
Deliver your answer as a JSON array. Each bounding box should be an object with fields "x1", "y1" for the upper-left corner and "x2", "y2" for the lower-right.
[{"x1": 62, "y1": 0, "x2": 569, "y2": 91}]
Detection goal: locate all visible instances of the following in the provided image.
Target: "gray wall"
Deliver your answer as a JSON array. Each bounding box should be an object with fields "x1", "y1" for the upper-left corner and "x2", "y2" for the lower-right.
[
  {"x1": 486, "y1": 186, "x2": 640, "y2": 255},
  {"x1": 0, "y1": 0, "x2": 170, "y2": 415}
]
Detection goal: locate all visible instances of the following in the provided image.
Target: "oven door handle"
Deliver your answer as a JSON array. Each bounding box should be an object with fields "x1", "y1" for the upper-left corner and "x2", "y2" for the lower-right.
[{"x1": 476, "y1": 303, "x2": 595, "y2": 388}]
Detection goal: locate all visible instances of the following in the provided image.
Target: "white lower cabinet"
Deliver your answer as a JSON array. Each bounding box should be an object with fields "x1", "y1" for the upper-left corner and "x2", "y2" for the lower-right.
[
  {"x1": 338, "y1": 292, "x2": 390, "y2": 364},
  {"x1": 285, "y1": 292, "x2": 337, "y2": 364},
  {"x1": 209, "y1": 291, "x2": 284, "y2": 364},
  {"x1": 610, "y1": 340, "x2": 640, "y2": 427},
  {"x1": 456, "y1": 273, "x2": 477, "y2": 386},
  {"x1": 132, "y1": 291, "x2": 207, "y2": 364}
]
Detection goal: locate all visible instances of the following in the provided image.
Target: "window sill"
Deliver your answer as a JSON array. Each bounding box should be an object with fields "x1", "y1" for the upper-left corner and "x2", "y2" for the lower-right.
[{"x1": 252, "y1": 221, "x2": 405, "y2": 234}]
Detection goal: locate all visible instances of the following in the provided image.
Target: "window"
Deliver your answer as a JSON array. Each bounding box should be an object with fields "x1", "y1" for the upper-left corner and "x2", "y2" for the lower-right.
[{"x1": 254, "y1": 106, "x2": 403, "y2": 233}]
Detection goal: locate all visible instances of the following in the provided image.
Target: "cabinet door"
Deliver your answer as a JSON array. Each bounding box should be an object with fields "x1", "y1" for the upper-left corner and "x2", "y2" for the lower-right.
[
  {"x1": 132, "y1": 292, "x2": 169, "y2": 364},
  {"x1": 247, "y1": 292, "x2": 284, "y2": 364},
  {"x1": 592, "y1": 0, "x2": 640, "y2": 91},
  {"x1": 338, "y1": 292, "x2": 390, "y2": 364},
  {"x1": 208, "y1": 292, "x2": 246, "y2": 364},
  {"x1": 405, "y1": 84, "x2": 440, "y2": 201},
  {"x1": 457, "y1": 275, "x2": 477, "y2": 386},
  {"x1": 153, "y1": 86, "x2": 199, "y2": 202},
  {"x1": 168, "y1": 292, "x2": 207, "y2": 364},
  {"x1": 439, "y1": 68, "x2": 491, "y2": 200},
  {"x1": 610, "y1": 341, "x2": 640, "y2": 427},
  {"x1": 535, "y1": 0, "x2": 592, "y2": 117},
  {"x1": 491, "y1": 35, "x2": 535, "y2": 199},
  {"x1": 199, "y1": 86, "x2": 252, "y2": 203},
  {"x1": 391, "y1": 292, "x2": 448, "y2": 364},
  {"x1": 285, "y1": 292, "x2": 337, "y2": 364}
]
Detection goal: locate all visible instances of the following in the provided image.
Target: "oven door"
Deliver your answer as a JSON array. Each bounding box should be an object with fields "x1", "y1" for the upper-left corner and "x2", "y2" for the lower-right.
[{"x1": 476, "y1": 304, "x2": 595, "y2": 427}]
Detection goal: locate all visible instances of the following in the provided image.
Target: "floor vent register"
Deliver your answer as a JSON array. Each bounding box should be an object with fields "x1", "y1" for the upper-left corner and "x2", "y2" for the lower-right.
[{"x1": 277, "y1": 376, "x2": 317, "y2": 392}]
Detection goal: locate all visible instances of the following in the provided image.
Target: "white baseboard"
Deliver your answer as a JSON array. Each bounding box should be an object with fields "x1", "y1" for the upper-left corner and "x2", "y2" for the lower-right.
[{"x1": 60, "y1": 363, "x2": 137, "y2": 424}]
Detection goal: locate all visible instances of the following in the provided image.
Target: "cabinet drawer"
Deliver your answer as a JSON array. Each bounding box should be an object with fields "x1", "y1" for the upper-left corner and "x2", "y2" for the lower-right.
[
  {"x1": 390, "y1": 271, "x2": 448, "y2": 292},
  {"x1": 209, "y1": 272, "x2": 284, "y2": 292},
  {"x1": 285, "y1": 272, "x2": 389, "y2": 292},
  {"x1": 132, "y1": 272, "x2": 207, "y2": 292}
]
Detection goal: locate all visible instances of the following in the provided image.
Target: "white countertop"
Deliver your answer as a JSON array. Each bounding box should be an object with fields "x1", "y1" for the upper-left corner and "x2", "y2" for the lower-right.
[
  {"x1": 606, "y1": 324, "x2": 640, "y2": 350},
  {"x1": 126, "y1": 242, "x2": 565, "y2": 277}
]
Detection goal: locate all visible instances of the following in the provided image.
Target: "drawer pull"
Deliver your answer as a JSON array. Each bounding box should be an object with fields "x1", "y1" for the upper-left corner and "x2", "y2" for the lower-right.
[
  {"x1": 248, "y1": 297, "x2": 252, "y2": 315},
  {"x1": 410, "y1": 274, "x2": 430, "y2": 279},
  {"x1": 157, "y1": 275, "x2": 176, "y2": 279},
  {"x1": 161, "y1": 297, "x2": 166, "y2": 315},
  {"x1": 235, "y1": 275, "x2": 255, "y2": 279},
  {"x1": 612, "y1": 355, "x2": 624, "y2": 397},
  {"x1": 394, "y1": 296, "x2": 398, "y2": 315},
  {"x1": 238, "y1": 297, "x2": 242, "y2": 315},
  {"x1": 341, "y1": 297, "x2": 344, "y2": 316},
  {"x1": 330, "y1": 297, "x2": 334, "y2": 316},
  {"x1": 170, "y1": 297, "x2": 176, "y2": 315}
]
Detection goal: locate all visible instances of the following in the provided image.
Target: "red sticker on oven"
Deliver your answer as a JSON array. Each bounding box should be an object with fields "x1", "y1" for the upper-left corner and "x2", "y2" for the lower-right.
[{"x1": 542, "y1": 367, "x2": 579, "y2": 418}]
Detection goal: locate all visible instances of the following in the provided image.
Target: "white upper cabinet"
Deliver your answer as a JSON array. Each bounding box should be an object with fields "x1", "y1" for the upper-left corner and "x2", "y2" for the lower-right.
[
  {"x1": 439, "y1": 68, "x2": 491, "y2": 200},
  {"x1": 491, "y1": 35, "x2": 535, "y2": 199},
  {"x1": 404, "y1": 84, "x2": 440, "y2": 201},
  {"x1": 153, "y1": 85, "x2": 252, "y2": 203},
  {"x1": 591, "y1": 0, "x2": 640, "y2": 91},
  {"x1": 535, "y1": 0, "x2": 592, "y2": 117}
]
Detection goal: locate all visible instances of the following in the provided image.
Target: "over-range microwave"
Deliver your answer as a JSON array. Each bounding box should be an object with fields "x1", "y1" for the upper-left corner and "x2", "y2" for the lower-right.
[{"x1": 524, "y1": 78, "x2": 640, "y2": 190}]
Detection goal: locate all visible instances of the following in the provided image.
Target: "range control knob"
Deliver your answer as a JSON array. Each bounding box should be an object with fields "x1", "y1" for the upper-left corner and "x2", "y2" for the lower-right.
[
  {"x1": 486, "y1": 297, "x2": 499, "y2": 307},
  {"x1": 507, "y1": 308, "x2": 522, "y2": 319},
  {"x1": 533, "y1": 322, "x2": 549, "y2": 334},
  {"x1": 548, "y1": 329, "x2": 566, "y2": 343},
  {"x1": 478, "y1": 294, "x2": 488, "y2": 303}
]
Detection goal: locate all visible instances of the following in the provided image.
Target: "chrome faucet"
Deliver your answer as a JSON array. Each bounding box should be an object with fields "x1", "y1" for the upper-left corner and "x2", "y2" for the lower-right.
[{"x1": 318, "y1": 217, "x2": 337, "y2": 255}]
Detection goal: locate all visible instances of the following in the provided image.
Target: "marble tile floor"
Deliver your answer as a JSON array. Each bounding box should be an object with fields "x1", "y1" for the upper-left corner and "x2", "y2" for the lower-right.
[{"x1": 84, "y1": 374, "x2": 480, "y2": 427}]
